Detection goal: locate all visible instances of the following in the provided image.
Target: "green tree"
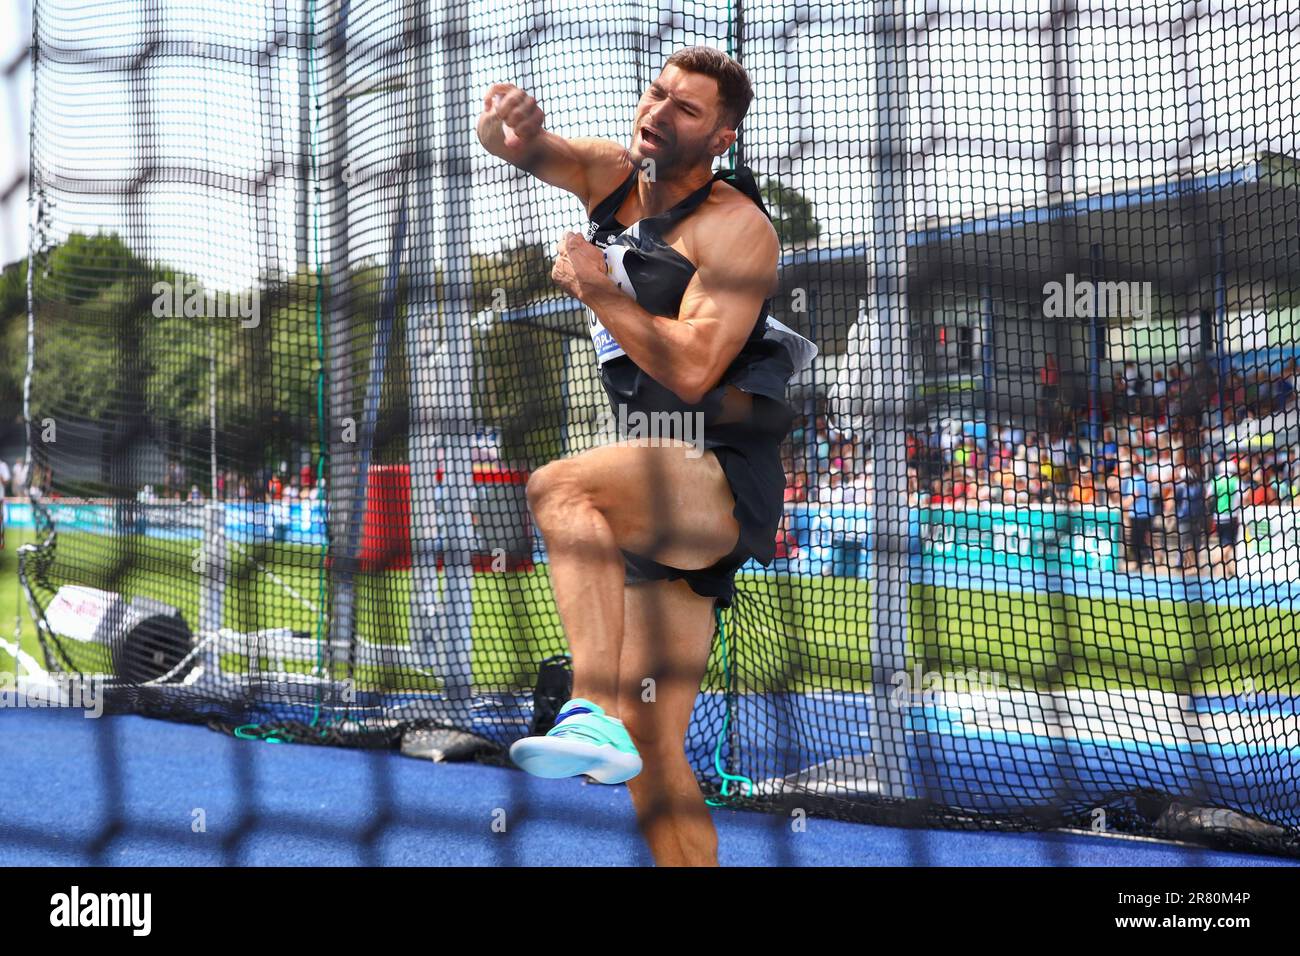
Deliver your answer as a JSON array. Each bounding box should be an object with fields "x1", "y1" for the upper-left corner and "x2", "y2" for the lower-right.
[
  {"x1": 0, "y1": 259, "x2": 30, "y2": 427},
  {"x1": 6, "y1": 230, "x2": 576, "y2": 489},
  {"x1": 761, "y1": 178, "x2": 820, "y2": 247},
  {"x1": 24, "y1": 233, "x2": 158, "y2": 427},
  {"x1": 471, "y1": 241, "x2": 551, "y2": 310},
  {"x1": 469, "y1": 241, "x2": 568, "y2": 466}
]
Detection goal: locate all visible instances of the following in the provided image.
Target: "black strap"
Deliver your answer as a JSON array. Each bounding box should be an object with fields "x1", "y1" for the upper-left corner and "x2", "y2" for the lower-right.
[
  {"x1": 712, "y1": 165, "x2": 772, "y2": 221},
  {"x1": 588, "y1": 166, "x2": 639, "y2": 226},
  {"x1": 591, "y1": 163, "x2": 771, "y2": 228}
]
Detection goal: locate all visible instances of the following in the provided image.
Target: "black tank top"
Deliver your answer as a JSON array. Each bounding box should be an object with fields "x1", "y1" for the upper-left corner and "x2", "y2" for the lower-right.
[{"x1": 584, "y1": 164, "x2": 797, "y2": 434}]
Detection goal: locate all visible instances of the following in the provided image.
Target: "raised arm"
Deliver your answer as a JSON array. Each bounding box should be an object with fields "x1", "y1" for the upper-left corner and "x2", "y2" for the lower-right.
[{"x1": 476, "y1": 82, "x2": 630, "y2": 210}]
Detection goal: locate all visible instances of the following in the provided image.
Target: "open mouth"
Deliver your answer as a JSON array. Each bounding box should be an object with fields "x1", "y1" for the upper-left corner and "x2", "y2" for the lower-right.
[{"x1": 641, "y1": 126, "x2": 668, "y2": 148}]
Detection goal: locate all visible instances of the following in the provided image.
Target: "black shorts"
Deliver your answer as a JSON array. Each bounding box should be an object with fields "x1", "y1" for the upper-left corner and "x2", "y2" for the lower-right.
[
  {"x1": 621, "y1": 538, "x2": 752, "y2": 609},
  {"x1": 620, "y1": 424, "x2": 786, "y2": 610}
]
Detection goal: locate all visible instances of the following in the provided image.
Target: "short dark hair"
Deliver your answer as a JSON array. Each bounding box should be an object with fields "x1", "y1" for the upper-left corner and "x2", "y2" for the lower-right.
[{"x1": 662, "y1": 46, "x2": 754, "y2": 130}]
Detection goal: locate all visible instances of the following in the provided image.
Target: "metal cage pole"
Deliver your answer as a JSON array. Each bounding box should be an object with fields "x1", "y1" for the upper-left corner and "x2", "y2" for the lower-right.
[
  {"x1": 321, "y1": 0, "x2": 356, "y2": 701},
  {"x1": 865, "y1": 0, "x2": 912, "y2": 801},
  {"x1": 406, "y1": 0, "x2": 475, "y2": 699},
  {"x1": 200, "y1": 323, "x2": 225, "y2": 636},
  {"x1": 297, "y1": 0, "x2": 313, "y2": 270}
]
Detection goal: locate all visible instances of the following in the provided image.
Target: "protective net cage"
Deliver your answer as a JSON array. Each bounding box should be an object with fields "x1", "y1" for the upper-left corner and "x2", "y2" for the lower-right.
[{"x1": 15, "y1": 0, "x2": 1300, "y2": 857}]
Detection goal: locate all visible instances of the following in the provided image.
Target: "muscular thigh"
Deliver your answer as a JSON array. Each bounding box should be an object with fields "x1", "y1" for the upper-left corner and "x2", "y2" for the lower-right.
[
  {"x1": 560, "y1": 438, "x2": 741, "y2": 571},
  {"x1": 617, "y1": 576, "x2": 716, "y2": 747}
]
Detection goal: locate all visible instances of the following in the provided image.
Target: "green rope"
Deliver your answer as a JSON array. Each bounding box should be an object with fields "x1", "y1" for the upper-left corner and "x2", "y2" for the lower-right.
[
  {"x1": 234, "y1": 0, "x2": 337, "y2": 744},
  {"x1": 705, "y1": 602, "x2": 754, "y2": 807},
  {"x1": 306, "y1": 0, "x2": 334, "y2": 733},
  {"x1": 234, "y1": 723, "x2": 287, "y2": 744},
  {"x1": 707, "y1": 9, "x2": 759, "y2": 806}
]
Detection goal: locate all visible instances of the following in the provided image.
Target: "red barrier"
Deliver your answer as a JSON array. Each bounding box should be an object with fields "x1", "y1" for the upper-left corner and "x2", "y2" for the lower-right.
[
  {"x1": 358, "y1": 464, "x2": 412, "y2": 572},
  {"x1": 354, "y1": 462, "x2": 533, "y2": 573}
]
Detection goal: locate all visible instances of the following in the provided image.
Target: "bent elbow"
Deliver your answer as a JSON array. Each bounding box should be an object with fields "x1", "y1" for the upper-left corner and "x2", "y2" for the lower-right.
[
  {"x1": 673, "y1": 369, "x2": 714, "y2": 407},
  {"x1": 676, "y1": 385, "x2": 707, "y2": 406},
  {"x1": 682, "y1": 358, "x2": 738, "y2": 406}
]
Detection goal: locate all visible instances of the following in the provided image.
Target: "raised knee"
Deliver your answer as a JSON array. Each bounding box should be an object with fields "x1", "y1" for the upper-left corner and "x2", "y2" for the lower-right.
[
  {"x1": 524, "y1": 462, "x2": 552, "y2": 510},
  {"x1": 526, "y1": 461, "x2": 580, "y2": 516}
]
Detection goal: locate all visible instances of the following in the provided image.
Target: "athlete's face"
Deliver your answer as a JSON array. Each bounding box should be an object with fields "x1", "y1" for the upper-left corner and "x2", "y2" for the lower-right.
[{"x1": 631, "y1": 65, "x2": 734, "y2": 172}]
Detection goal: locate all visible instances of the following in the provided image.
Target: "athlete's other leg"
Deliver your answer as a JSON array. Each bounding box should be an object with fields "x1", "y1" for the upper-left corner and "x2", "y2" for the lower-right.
[
  {"x1": 525, "y1": 439, "x2": 741, "y2": 713},
  {"x1": 617, "y1": 576, "x2": 720, "y2": 866}
]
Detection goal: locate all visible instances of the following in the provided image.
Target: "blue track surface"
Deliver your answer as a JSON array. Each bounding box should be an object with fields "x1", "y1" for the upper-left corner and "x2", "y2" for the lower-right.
[
  {"x1": 690, "y1": 690, "x2": 1300, "y2": 824},
  {"x1": 0, "y1": 709, "x2": 1293, "y2": 866}
]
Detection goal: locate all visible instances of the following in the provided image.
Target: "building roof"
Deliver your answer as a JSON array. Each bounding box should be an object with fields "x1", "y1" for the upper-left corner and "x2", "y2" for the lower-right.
[{"x1": 909, "y1": 151, "x2": 1300, "y2": 248}]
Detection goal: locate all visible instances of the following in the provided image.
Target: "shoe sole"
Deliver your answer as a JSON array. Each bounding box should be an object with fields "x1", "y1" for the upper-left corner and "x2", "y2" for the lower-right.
[{"x1": 509, "y1": 735, "x2": 643, "y2": 784}]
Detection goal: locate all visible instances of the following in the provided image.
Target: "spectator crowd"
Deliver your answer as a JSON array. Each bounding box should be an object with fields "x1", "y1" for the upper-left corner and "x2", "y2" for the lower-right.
[
  {"x1": 137, "y1": 460, "x2": 320, "y2": 507},
  {"x1": 781, "y1": 356, "x2": 1300, "y2": 578}
]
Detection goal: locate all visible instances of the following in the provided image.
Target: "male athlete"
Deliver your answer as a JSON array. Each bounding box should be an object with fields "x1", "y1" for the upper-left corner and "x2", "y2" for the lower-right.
[{"x1": 477, "y1": 47, "x2": 810, "y2": 866}]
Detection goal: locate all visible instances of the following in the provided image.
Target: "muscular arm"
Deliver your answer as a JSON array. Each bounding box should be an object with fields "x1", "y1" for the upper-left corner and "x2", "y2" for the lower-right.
[
  {"x1": 582, "y1": 203, "x2": 779, "y2": 404},
  {"x1": 476, "y1": 82, "x2": 630, "y2": 210}
]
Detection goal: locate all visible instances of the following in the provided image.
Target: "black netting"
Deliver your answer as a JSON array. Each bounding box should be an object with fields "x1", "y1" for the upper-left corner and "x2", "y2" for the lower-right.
[{"x1": 13, "y1": 0, "x2": 1300, "y2": 859}]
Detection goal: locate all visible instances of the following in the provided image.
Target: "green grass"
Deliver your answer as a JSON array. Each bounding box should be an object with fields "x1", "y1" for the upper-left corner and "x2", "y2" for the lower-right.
[
  {"x1": 3, "y1": 527, "x2": 1295, "y2": 696},
  {"x1": 0, "y1": 528, "x2": 567, "y2": 693},
  {"x1": 1, "y1": 529, "x2": 47, "y2": 671},
  {"x1": 911, "y1": 585, "x2": 1300, "y2": 695}
]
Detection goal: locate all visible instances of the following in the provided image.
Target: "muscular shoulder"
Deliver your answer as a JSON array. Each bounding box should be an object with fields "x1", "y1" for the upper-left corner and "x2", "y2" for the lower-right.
[{"x1": 690, "y1": 184, "x2": 779, "y2": 289}]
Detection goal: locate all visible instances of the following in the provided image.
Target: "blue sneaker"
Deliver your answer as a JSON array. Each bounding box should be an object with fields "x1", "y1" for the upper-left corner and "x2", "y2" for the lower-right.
[{"x1": 509, "y1": 697, "x2": 643, "y2": 784}]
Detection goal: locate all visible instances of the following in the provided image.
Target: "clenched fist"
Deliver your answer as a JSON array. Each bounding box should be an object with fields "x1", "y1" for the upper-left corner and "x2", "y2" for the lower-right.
[
  {"x1": 551, "y1": 231, "x2": 614, "y2": 304},
  {"x1": 480, "y1": 83, "x2": 544, "y2": 150}
]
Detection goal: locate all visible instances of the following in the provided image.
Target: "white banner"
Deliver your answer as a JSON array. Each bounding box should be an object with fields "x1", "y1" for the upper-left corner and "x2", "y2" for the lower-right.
[{"x1": 1236, "y1": 505, "x2": 1300, "y2": 581}]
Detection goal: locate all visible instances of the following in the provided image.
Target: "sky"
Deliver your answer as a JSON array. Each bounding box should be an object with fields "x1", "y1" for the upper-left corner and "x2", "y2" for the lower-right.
[
  {"x1": 1, "y1": 0, "x2": 32, "y2": 266},
  {"x1": 1, "y1": 0, "x2": 1298, "y2": 290}
]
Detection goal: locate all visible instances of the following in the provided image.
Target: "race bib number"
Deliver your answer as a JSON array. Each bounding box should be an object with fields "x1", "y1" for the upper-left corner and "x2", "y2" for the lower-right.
[{"x1": 587, "y1": 241, "x2": 635, "y2": 366}]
